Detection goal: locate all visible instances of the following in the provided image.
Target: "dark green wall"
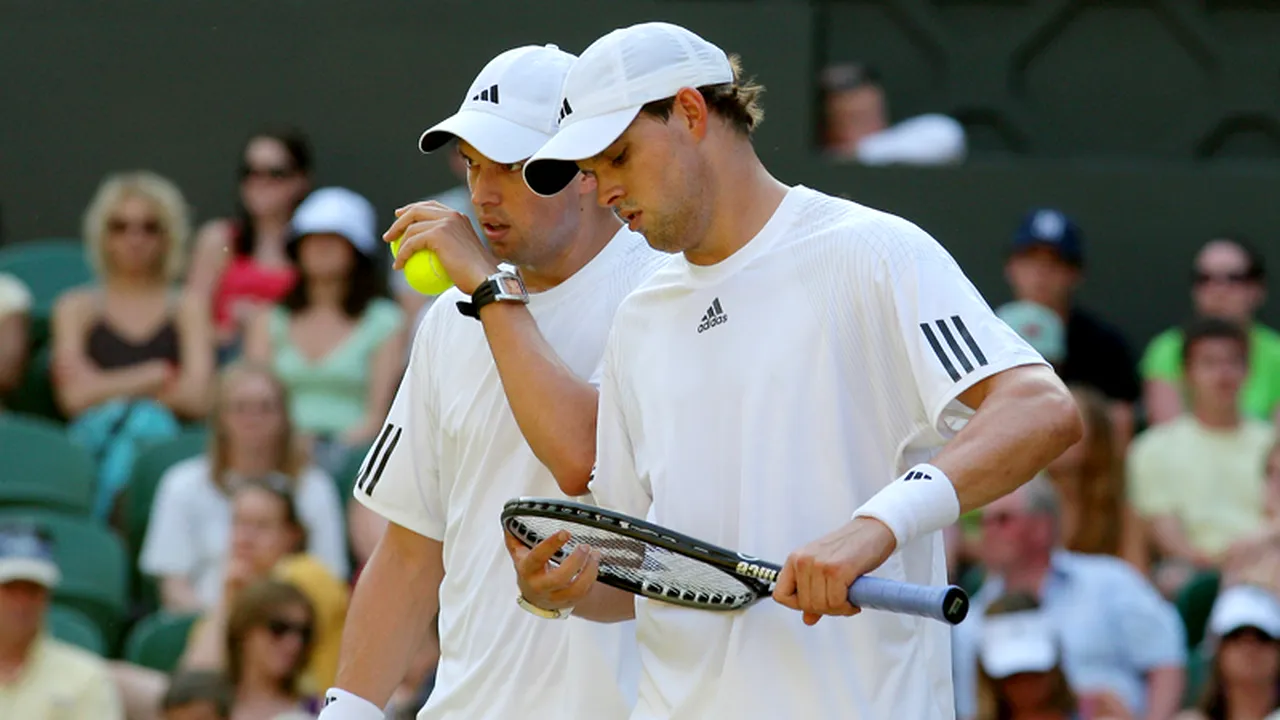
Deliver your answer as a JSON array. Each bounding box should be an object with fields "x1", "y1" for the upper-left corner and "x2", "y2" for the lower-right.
[{"x1": 2, "y1": 0, "x2": 1277, "y2": 353}]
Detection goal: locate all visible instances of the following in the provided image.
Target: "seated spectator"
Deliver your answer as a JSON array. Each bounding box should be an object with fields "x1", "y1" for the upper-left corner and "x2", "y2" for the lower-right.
[
  {"x1": 1142, "y1": 236, "x2": 1280, "y2": 425},
  {"x1": 974, "y1": 592, "x2": 1135, "y2": 720},
  {"x1": 140, "y1": 362, "x2": 348, "y2": 613},
  {"x1": 1003, "y1": 208, "x2": 1141, "y2": 446},
  {"x1": 1220, "y1": 439, "x2": 1280, "y2": 596},
  {"x1": 1128, "y1": 318, "x2": 1273, "y2": 595},
  {"x1": 1177, "y1": 584, "x2": 1280, "y2": 720},
  {"x1": 161, "y1": 670, "x2": 232, "y2": 720},
  {"x1": 0, "y1": 522, "x2": 123, "y2": 718},
  {"x1": 217, "y1": 579, "x2": 320, "y2": 719},
  {"x1": 243, "y1": 187, "x2": 404, "y2": 477},
  {"x1": 953, "y1": 475, "x2": 1185, "y2": 720},
  {"x1": 0, "y1": 273, "x2": 32, "y2": 406},
  {"x1": 186, "y1": 129, "x2": 312, "y2": 363},
  {"x1": 1046, "y1": 384, "x2": 1147, "y2": 573},
  {"x1": 52, "y1": 171, "x2": 215, "y2": 519},
  {"x1": 819, "y1": 62, "x2": 966, "y2": 165},
  {"x1": 181, "y1": 478, "x2": 348, "y2": 693}
]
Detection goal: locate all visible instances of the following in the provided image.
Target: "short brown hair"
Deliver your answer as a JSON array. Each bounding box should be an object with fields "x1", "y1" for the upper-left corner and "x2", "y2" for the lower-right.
[
  {"x1": 639, "y1": 54, "x2": 765, "y2": 136},
  {"x1": 225, "y1": 579, "x2": 314, "y2": 693}
]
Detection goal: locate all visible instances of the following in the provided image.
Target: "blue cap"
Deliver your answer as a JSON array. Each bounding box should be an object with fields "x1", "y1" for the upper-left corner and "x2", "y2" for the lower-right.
[
  {"x1": 0, "y1": 522, "x2": 59, "y2": 588},
  {"x1": 1012, "y1": 208, "x2": 1083, "y2": 266}
]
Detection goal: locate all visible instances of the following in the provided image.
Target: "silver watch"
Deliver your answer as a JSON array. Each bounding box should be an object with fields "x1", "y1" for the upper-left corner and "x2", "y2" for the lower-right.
[{"x1": 458, "y1": 268, "x2": 528, "y2": 319}]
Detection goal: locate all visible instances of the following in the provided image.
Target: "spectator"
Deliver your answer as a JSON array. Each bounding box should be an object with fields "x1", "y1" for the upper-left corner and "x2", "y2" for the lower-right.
[
  {"x1": 1045, "y1": 384, "x2": 1148, "y2": 573},
  {"x1": 1003, "y1": 208, "x2": 1141, "y2": 446},
  {"x1": 953, "y1": 475, "x2": 1185, "y2": 720},
  {"x1": 390, "y1": 149, "x2": 481, "y2": 333},
  {"x1": 1142, "y1": 236, "x2": 1280, "y2": 426},
  {"x1": 181, "y1": 478, "x2": 348, "y2": 693},
  {"x1": 161, "y1": 670, "x2": 232, "y2": 720},
  {"x1": 243, "y1": 187, "x2": 405, "y2": 477},
  {"x1": 186, "y1": 129, "x2": 312, "y2": 363},
  {"x1": 140, "y1": 362, "x2": 347, "y2": 613},
  {"x1": 220, "y1": 579, "x2": 319, "y2": 719},
  {"x1": 1220, "y1": 439, "x2": 1280, "y2": 596},
  {"x1": 819, "y1": 62, "x2": 966, "y2": 165},
  {"x1": 976, "y1": 593, "x2": 1086, "y2": 720},
  {"x1": 1177, "y1": 584, "x2": 1280, "y2": 720},
  {"x1": 51, "y1": 171, "x2": 216, "y2": 519},
  {"x1": 0, "y1": 273, "x2": 32, "y2": 406},
  {"x1": 1128, "y1": 318, "x2": 1273, "y2": 595},
  {"x1": 0, "y1": 522, "x2": 123, "y2": 719}
]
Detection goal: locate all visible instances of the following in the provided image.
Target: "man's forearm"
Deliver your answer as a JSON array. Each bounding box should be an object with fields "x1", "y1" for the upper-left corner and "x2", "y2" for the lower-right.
[
  {"x1": 1143, "y1": 665, "x2": 1185, "y2": 720},
  {"x1": 934, "y1": 365, "x2": 1082, "y2": 513},
  {"x1": 480, "y1": 303, "x2": 598, "y2": 494},
  {"x1": 333, "y1": 523, "x2": 443, "y2": 707}
]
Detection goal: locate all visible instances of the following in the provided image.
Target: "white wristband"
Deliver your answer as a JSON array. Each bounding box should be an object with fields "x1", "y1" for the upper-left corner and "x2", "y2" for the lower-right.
[
  {"x1": 851, "y1": 463, "x2": 961, "y2": 550},
  {"x1": 318, "y1": 688, "x2": 385, "y2": 720}
]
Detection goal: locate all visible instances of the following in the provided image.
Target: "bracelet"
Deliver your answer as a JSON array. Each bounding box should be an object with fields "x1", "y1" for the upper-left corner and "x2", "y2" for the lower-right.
[
  {"x1": 517, "y1": 594, "x2": 572, "y2": 620},
  {"x1": 318, "y1": 688, "x2": 385, "y2": 719},
  {"x1": 851, "y1": 463, "x2": 961, "y2": 550}
]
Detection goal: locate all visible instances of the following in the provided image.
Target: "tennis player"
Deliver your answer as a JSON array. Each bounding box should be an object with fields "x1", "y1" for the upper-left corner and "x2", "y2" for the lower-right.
[
  {"x1": 507, "y1": 22, "x2": 1084, "y2": 719},
  {"x1": 317, "y1": 44, "x2": 664, "y2": 720}
]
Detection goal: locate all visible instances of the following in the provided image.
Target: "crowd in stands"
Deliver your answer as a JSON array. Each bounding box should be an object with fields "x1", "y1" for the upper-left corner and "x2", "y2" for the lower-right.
[{"x1": 0, "y1": 122, "x2": 1278, "y2": 720}]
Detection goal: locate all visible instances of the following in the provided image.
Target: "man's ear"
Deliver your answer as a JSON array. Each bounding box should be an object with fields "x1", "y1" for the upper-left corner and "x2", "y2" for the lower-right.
[
  {"x1": 576, "y1": 170, "x2": 598, "y2": 197},
  {"x1": 672, "y1": 86, "x2": 710, "y2": 140}
]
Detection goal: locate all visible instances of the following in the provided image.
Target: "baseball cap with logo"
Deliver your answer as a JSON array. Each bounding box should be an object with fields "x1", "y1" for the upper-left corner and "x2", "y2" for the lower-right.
[
  {"x1": 288, "y1": 187, "x2": 379, "y2": 258},
  {"x1": 418, "y1": 44, "x2": 577, "y2": 165},
  {"x1": 979, "y1": 610, "x2": 1060, "y2": 679},
  {"x1": 1012, "y1": 208, "x2": 1084, "y2": 266},
  {"x1": 523, "y1": 22, "x2": 734, "y2": 197},
  {"x1": 0, "y1": 522, "x2": 60, "y2": 588}
]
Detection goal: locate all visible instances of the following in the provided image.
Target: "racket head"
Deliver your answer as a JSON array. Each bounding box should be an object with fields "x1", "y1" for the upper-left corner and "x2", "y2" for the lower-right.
[{"x1": 501, "y1": 497, "x2": 769, "y2": 611}]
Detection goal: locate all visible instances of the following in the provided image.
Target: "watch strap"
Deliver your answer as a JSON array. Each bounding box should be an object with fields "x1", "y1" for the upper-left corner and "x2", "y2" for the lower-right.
[{"x1": 456, "y1": 278, "x2": 498, "y2": 319}]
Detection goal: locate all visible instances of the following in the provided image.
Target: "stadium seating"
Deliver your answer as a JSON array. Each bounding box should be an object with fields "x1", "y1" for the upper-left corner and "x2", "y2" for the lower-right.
[
  {"x1": 0, "y1": 412, "x2": 95, "y2": 515},
  {"x1": 122, "y1": 612, "x2": 198, "y2": 672},
  {"x1": 0, "y1": 509, "x2": 129, "y2": 651},
  {"x1": 1175, "y1": 571, "x2": 1221, "y2": 651},
  {"x1": 1, "y1": 345, "x2": 62, "y2": 423},
  {"x1": 47, "y1": 604, "x2": 107, "y2": 656},
  {"x1": 0, "y1": 238, "x2": 93, "y2": 347}
]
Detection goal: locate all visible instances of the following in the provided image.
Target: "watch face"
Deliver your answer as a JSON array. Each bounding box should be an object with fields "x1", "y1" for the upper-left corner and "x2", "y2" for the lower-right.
[{"x1": 496, "y1": 275, "x2": 526, "y2": 297}]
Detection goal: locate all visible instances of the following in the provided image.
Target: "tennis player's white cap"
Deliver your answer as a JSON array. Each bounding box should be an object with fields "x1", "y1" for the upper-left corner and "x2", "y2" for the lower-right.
[
  {"x1": 418, "y1": 44, "x2": 577, "y2": 165},
  {"x1": 977, "y1": 610, "x2": 1059, "y2": 679},
  {"x1": 522, "y1": 22, "x2": 734, "y2": 197}
]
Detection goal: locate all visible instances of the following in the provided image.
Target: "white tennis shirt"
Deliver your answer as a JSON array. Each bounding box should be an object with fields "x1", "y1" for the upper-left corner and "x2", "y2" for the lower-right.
[
  {"x1": 354, "y1": 227, "x2": 667, "y2": 720},
  {"x1": 590, "y1": 186, "x2": 1047, "y2": 719}
]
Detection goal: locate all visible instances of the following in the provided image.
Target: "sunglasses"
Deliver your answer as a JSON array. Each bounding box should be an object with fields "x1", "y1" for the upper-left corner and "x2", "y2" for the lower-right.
[
  {"x1": 1193, "y1": 270, "x2": 1254, "y2": 286},
  {"x1": 240, "y1": 164, "x2": 298, "y2": 181},
  {"x1": 107, "y1": 218, "x2": 163, "y2": 236},
  {"x1": 265, "y1": 618, "x2": 312, "y2": 644}
]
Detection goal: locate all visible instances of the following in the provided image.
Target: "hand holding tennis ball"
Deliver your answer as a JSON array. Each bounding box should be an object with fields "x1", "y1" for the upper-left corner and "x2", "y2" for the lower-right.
[{"x1": 391, "y1": 235, "x2": 453, "y2": 296}]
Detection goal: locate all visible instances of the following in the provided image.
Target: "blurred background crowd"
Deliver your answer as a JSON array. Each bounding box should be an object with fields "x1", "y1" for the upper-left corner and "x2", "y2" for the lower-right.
[{"x1": 3, "y1": 2, "x2": 1280, "y2": 720}]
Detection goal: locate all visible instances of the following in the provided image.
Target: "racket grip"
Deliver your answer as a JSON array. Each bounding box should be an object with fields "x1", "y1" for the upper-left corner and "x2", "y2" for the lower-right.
[{"x1": 847, "y1": 576, "x2": 970, "y2": 625}]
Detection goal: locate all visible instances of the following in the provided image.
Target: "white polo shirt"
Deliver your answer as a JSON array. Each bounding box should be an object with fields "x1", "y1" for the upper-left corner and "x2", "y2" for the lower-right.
[
  {"x1": 590, "y1": 185, "x2": 1047, "y2": 719},
  {"x1": 354, "y1": 227, "x2": 667, "y2": 720}
]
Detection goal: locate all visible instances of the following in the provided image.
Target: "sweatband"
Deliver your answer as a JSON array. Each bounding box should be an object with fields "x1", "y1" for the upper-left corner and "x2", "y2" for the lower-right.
[
  {"x1": 317, "y1": 688, "x2": 385, "y2": 720},
  {"x1": 851, "y1": 463, "x2": 961, "y2": 550}
]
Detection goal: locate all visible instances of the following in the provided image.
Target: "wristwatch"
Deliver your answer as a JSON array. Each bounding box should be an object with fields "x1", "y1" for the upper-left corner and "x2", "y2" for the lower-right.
[
  {"x1": 457, "y1": 268, "x2": 528, "y2": 319},
  {"x1": 517, "y1": 594, "x2": 573, "y2": 619}
]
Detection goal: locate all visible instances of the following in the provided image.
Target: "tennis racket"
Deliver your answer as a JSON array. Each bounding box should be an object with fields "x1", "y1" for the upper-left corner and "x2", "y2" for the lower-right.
[{"x1": 502, "y1": 497, "x2": 969, "y2": 625}]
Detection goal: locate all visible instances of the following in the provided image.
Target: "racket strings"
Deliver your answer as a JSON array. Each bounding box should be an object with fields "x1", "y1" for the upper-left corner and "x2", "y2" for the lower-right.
[{"x1": 510, "y1": 515, "x2": 757, "y2": 609}]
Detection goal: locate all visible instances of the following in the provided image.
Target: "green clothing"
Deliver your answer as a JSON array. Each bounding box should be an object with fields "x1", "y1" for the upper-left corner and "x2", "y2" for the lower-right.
[
  {"x1": 269, "y1": 299, "x2": 403, "y2": 435},
  {"x1": 1139, "y1": 322, "x2": 1280, "y2": 421}
]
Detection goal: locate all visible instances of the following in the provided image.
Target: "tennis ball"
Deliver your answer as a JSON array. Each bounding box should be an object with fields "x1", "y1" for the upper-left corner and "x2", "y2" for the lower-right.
[{"x1": 391, "y1": 236, "x2": 453, "y2": 296}]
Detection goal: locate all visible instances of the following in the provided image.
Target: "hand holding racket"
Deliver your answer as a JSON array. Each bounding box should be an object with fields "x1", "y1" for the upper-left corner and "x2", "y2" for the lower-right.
[{"x1": 501, "y1": 498, "x2": 968, "y2": 625}]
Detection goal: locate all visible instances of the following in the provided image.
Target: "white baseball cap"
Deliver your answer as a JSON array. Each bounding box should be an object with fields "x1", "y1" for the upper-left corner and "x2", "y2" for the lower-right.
[
  {"x1": 288, "y1": 187, "x2": 379, "y2": 257},
  {"x1": 522, "y1": 22, "x2": 734, "y2": 197},
  {"x1": 418, "y1": 44, "x2": 577, "y2": 165},
  {"x1": 1208, "y1": 584, "x2": 1280, "y2": 640},
  {"x1": 979, "y1": 610, "x2": 1059, "y2": 679},
  {"x1": 0, "y1": 523, "x2": 60, "y2": 589}
]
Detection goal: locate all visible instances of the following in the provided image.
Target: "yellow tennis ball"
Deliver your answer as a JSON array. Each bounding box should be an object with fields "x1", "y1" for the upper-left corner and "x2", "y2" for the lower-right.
[{"x1": 391, "y1": 237, "x2": 453, "y2": 296}]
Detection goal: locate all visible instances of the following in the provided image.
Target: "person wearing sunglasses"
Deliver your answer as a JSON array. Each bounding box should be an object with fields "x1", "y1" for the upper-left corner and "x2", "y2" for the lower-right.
[
  {"x1": 1141, "y1": 236, "x2": 1280, "y2": 426},
  {"x1": 220, "y1": 579, "x2": 319, "y2": 719},
  {"x1": 186, "y1": 129, "x2": 313, "y2": 363}
]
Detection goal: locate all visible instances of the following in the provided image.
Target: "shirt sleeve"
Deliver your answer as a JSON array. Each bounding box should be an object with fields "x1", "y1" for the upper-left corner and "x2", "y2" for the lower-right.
[
  {"x1": 351, "y1": 317, "x2": 445, "y2": 540},
  {"x1": 296, "y1": 467, "x2": 351, "y2": 580},
  {"x1": 1108, "y1": 564, "x2": 1187, "y2": 669},
  {"x1": 138, "y1": 463, "x2": 199, "y2": 578},
  {"x1": 586, "y1": 326, "x2": 652, "y2": 518},
  {"x1": 871, "y1": 219, "x2": 1050, "y2": 437},
  {"x1": 1125, "y1": 431, "x2": 1178, "y2": 517},
  {"x1": 1139, "y1": 329, "x2": 1183, "y2": 382}
]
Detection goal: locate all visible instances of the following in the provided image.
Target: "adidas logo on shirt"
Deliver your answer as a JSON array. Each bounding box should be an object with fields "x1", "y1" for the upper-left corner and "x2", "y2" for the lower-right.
[{"x1": 697, "y1": 298, "x2": 728, "y2": 334}]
